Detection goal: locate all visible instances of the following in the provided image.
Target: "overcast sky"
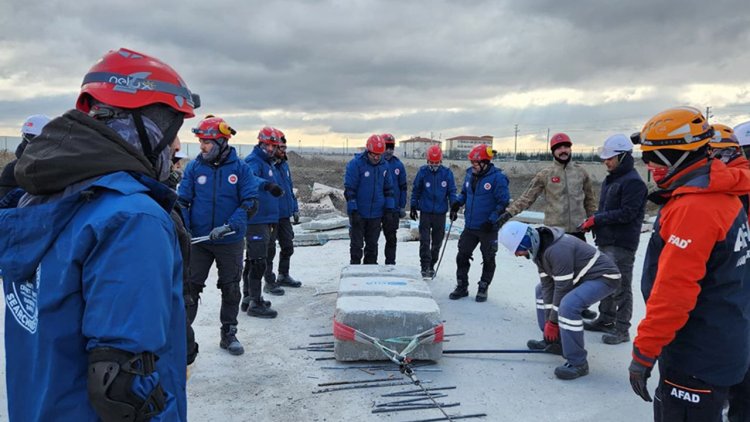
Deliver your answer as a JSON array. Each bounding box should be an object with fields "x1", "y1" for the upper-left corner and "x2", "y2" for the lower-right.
[{"x1": 1, "y1": 0, "x2": 750, "y2": 152}]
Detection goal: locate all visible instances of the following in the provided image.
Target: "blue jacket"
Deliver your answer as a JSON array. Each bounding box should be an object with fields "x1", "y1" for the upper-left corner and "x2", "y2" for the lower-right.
[
  {"x1": 245, "y1": 145, "x2": 281, "y2": 224},
  {"x1": 344, "y1": 152, "x2": 395, "y2": 219},
  {"x1": 592, "y1": 154, "x2": 647, "y2": 251},
  {"x1": 456, "y1": 164, "x2": 510, "y2": 230},
  {"x1": 179, "y1": 147, "x2": 260, "y2": 244},
  {"x1": 275, "y1": 159, "x2": 299, "y2": 219},
  {"x1": 384, "y1": 155, "x2": 407, "y2": 211},
  {"x1": 410, "y1": 165, "x2": 458, "y2": 214},
  {"x1": 0, "y1": 172, "x2": 186, "y2": 422}
]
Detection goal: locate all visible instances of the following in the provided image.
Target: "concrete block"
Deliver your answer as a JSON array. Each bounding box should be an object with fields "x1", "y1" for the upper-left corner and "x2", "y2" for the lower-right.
[
  {"x1": 334, "y1": 265, "x2": 443, "y2": 361},
  {"x1": 300, "y1": 216, "x2": 349, "y2": 231}
]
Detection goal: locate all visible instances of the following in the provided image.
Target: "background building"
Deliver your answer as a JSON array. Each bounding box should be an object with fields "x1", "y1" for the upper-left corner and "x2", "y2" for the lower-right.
[
  {"x1": 400, "y1": 136, "x2": 441, "y2": 159},
  {"x1": 444, "y1": 135, "x2": 493, "y2": 160}
]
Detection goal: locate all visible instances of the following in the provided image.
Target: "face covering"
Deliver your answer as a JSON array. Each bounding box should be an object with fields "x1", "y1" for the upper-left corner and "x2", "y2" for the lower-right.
[
  {"x1": 647, "y1": 162, "x2": 669, "y2": 183},
  {"x1": 383, "y1": 149, "x2": 394, "y2": 160},
  {"x1": 105, "y1": 114, "x2": 171, "y2": 181}
]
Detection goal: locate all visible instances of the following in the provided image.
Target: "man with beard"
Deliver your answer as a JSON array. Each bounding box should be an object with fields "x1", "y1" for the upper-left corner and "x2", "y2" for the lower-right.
[
  {"x1": 0, "y1": 48, "x2": 199, "y2": 421},
  {"x1": 496, "y1": 133, "x2": 598, "y2": 318},
  {"x1": 179, "y1": 116, "x2": 261, "y2": 356},
  {"x1": 578, "y1": 134, "x2": 647, "y2": 344}
]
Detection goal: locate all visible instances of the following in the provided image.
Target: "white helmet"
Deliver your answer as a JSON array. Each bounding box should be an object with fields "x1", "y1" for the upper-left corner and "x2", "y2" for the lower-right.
[
  {"x1": 733, "y1": 121, "x2": 750, "y2": 147},
  {"x1": 599, "y1": 134, "x2": 633, "y2": 159},
  {"x1": 499, "y1": 221, "x2": 530, "y2": 254},
  {"x1": 21, "y1": 114, "x2": 51, "y2": 137}
]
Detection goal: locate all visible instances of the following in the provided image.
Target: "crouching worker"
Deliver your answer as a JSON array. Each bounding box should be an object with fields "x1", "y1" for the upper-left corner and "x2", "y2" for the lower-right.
[{"x1": 499, "y1": 221, "x2": 621, "y2": 380}]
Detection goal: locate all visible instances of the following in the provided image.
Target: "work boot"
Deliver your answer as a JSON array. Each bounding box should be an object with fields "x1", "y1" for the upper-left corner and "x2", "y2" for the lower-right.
[
  {"x1": 449, "y1": 284, "x2": 469, "y2": 300},
  {"x1": 554, "y1": 361, "x2": 589, "y2": 380},
  {"x1": 427, "y1": 268, "x2": 435, "y2": 278},
  {"x1": 421, "y1": 269, "x2": 430, "y2": 278},
  {"x1": 602, "y1": 330, "x2": 631, "y2": 345},
  {"x1": 241, "y1": 296, "x2": 271, "y2": 312},
  {"x1": 277, "y1": 274, "x2": 302, "y2": 288},
  {"x1": 247, "y1": 299, "x2": 278, "y2": 319},
  {"x1": 526, "y1": 339, "x2": 563, "y2": 355},
  {"x1": 583, "y1": 318, "x2": 615, "y2": 333},
  {"x1": 475, "y1": 282, "x2": 489, "y2": 302},
  {"x1": 264, "y1": 281, "x2": 285, "y2": 296},
  {"x1": 219, "y1": 326, "x2": 245, "y2": 356},
  {"x1": 581, "y1": 309, "x2": 598, "y2": 320}
]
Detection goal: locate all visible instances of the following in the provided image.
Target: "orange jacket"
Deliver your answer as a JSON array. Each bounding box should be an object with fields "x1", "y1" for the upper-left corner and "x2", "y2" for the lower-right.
[{"x1": 634, "y1": 158, "x2": 750, "y2": 386}]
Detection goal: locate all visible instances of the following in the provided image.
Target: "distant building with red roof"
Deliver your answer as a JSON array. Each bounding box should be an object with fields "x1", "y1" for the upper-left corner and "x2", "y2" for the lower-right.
[{"x1": 445, "y1": 135, "x2": 494, "y2": 159}]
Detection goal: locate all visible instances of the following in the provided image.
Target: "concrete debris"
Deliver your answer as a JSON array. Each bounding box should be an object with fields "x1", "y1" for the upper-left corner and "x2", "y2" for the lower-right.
[{"x1": 310, "y1": 182, "x2": 346, "y2": 203}]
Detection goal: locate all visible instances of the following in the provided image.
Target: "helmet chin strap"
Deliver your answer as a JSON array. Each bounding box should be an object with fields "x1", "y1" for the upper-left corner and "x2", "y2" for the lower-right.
[{"x1": 653, "y1": 149, "x2": 690, "y2": 172}]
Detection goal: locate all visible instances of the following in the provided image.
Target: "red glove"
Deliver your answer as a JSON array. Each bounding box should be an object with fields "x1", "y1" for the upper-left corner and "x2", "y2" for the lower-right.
[
  {"x1": 544, "y1": 321, "x2": 560, "y2": 343},
  {"x1": 578, "y1": 216, "x2": 595, "y2": 232}
]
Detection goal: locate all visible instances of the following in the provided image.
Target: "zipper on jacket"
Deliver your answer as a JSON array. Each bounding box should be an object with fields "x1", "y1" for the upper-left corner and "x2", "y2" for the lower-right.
[{"x1": 212, "y1": 166, "x2": 219, "y2": 230}]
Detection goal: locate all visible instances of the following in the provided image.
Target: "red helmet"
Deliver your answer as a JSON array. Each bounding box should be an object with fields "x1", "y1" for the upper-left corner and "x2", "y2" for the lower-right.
[
  {"x1": 550, "y1": 133, "x2": 572, "y2": 151},
  {"x1": 426, "y1": 145, "x2": 442, "y2": 162},
  {"x1": 76, "y1": 48, "x2": 200, "y2": 118},
  {"x1": 192, "y1": 116, "x2": 235, "y2": 140},
  {"x1": 366, "y1": 134, "x2": 386, "y2": 154},
  {"x1": 468, "y1": 144, "x2": 494, "y2": 161},
  {"x1": 258, "y1": 126, "x2": 282, "y2": 145},
  {"x1": 275, "y1": 128, "x2": 287, "y2": 144},
  {"x1": 381, "y1": 133, "x2": 396, "y2": 145}
]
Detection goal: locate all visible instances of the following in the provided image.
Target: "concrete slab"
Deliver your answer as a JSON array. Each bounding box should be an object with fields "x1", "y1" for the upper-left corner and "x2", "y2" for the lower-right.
[{"x1": 334, "y1": 265, "x2": 443, "y2": 361}]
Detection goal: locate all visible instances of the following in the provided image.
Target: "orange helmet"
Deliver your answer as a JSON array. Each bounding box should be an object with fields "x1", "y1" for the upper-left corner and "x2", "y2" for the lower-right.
[
  {"x1": 366, "y1": 134, "x2": 386, "y2": 154},
  {"x1": 192, "y1": 116, "x2": 235, "y2": 140},
  {"x1": 468, "y1": 144, "x2": 494, "y2": 161},
  {"x1": 638, "y1": 106, "x2": 713, "y2": 152},
  {"x1": 708, "y1": 123, "x2": 739, "y2": 149},
  {"x1": 426, "y1": 145, "x2": 442, "y2": 162},
  {"x1": 77, "y1": 48, "x2": 200, "y2": 118}
]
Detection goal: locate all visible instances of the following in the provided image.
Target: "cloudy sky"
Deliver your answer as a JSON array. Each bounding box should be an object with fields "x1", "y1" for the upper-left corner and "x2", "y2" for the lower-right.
[{"x1": 1, "y1": 0, "x2": 750, "y2": 153}]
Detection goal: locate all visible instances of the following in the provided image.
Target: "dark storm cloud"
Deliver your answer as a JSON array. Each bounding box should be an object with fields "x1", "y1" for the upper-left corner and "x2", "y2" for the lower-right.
[{"x1": 1, "y1": 0, "x2": 749, "y2": 147}]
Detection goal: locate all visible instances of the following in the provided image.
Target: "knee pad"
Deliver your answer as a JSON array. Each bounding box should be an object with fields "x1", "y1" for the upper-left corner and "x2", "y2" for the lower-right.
[{"x1": 88, "y1": 347, "x2": 165, "y2": 422}]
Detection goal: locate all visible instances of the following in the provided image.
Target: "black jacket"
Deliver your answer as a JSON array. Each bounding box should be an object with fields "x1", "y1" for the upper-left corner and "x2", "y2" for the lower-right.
[{"x1": 592, "y1": 154, "x2": 647, "y2": 251}]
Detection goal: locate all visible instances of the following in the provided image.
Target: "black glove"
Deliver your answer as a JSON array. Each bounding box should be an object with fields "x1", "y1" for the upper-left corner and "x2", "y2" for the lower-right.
[
  {"x1": 293, "y1": 212, "x2": 300, "y2": 225},
  {"x1": 480, "y1": 221, "x2": 498, "y2": 232},
  {"x1": 628, "y1": 359, "x2": 653, "y2": 402},
  {"x1": 410, "y1": 209, "x2": 419, "y2": 221},
  {"x1": 449, "y1": 203, "x2": 461, "y2": 221},
  {"x1": 265, "y1": 182, "x2": 284, "y2": 197},
  {"x1": 244, "y1": 198, "x2": 259, "y2": 220},
  {"x1": 209, "y1": 224, "x2": 233, "y2": 241},
  {"x1": 496, "y1": 211, "x2": 512, "y2": 227}
]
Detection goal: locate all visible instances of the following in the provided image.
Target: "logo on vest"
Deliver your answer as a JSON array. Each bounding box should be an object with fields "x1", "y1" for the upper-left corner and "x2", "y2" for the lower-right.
[
  {"x1": 197, "y1": 175, "x2": 207, "y2": 185},
  {"x1": 670, "y1": 387, "x2": 701, "y2": 403},
  {"x1": 425, "y1": 182, "x2": 431, "y2": 188},
  {"x1": 6, "y1": 265, "x2": 40, "y2": 334},
  {"x1": 667, "y1": 234, "x2": 692, "y2": 249},
  {"x1": 441, "y1": 181, "x2": 447, "y2": 187},
  {"x1": 228, "y1": 174, "x2": 238, "y2": 184},
  {"x1": 551, "y1": 176, "x2": 561, "y2": 183},
  {"x1": 734, "y1": 222, "x2": 750, "y2": 252},
  {"x1": 484, "y1": 183, "x2": 492, "y2": 190},
  {"x1": 395, "y1": 169, "x2": 400, "y2": 176},
  {"x1": 364, "y1": 171, "x2": 370, "y2": 177}
]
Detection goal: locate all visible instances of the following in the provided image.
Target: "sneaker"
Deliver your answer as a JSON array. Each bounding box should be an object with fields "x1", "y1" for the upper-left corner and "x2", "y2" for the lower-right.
[
  {"x1": 264, "y1": 281, "x2": 285, "y2": 296},
  {"x1": 449, "y1": 284, "x2": 469, "y2": 300},
  {"x1": 554, "y1": 361, "x2": 589, "y2": 380},
  {"x1": 247, "y1": 300, "x2": 278, "y2": 319},
  {"x1": 241, "y1": 296, "x2": 270, "y2": 312},
  {"x1": 219, "y1": 326, "x2": 245, "y2": 356},
  {"x1": 527, "y1": 339, "x2": 563, "y2": 355},
  {"x1": 475, "y1": 282, "x2": 489, "y2": 303},
  {"x1": 277, "y1": 274, "x2": 302, "y2": 288},
  {"x1": 583, "y1": 318, "x2": 615, "y2": 333},
  {"x1": 602, "y1": 330, "x2": 630, "y2": 345},
  {"x1": 581, "y1": 309, "x2": 598, "y2": 320}
]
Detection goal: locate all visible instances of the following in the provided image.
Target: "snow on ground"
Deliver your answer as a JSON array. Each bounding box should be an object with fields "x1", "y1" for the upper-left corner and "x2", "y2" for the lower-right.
[{"x1": 0, "y1": 232, "x2": 654, "y2": 422}]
